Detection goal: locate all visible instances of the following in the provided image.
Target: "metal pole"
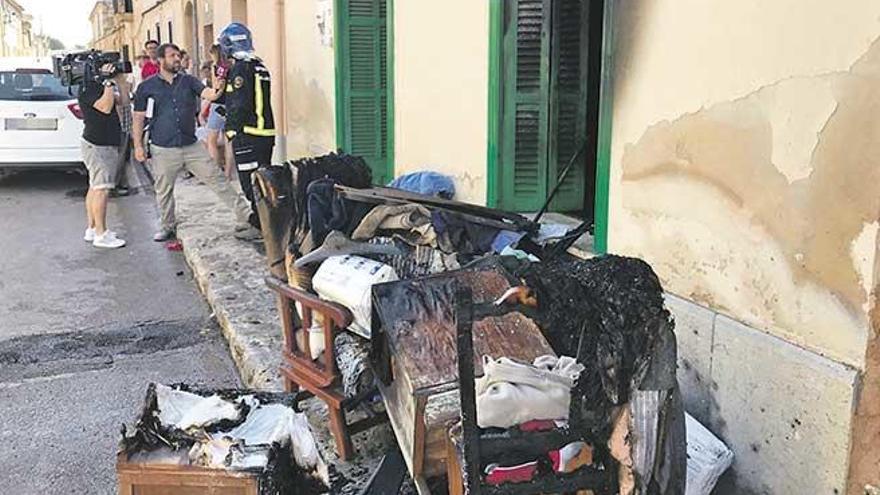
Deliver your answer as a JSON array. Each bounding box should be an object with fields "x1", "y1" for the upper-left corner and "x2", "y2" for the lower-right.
[
  {"x1": 192, "y1": 0, "x2": 200, "y2": 72},
  {"x1": 534, "y1": 141, "x2": 587, "y2": 224}
]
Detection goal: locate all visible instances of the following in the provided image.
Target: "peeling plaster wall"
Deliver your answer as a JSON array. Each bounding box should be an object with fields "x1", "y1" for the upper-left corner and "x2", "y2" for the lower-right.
[
  {"x1": 282, "y1": 0, "x2": 336, "y2": 159},
  {"x1": 393, "y1": 0, "x2": 489, "y2": 204},
  {"x1": 608, "y1": 0, "x2": 880, "y2": 368}
]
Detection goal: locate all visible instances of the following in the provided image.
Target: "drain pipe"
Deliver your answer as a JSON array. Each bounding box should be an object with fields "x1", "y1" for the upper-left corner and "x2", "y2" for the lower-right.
[{"x1": 272, "y1": 0, "x2": 287, "y2": 163}]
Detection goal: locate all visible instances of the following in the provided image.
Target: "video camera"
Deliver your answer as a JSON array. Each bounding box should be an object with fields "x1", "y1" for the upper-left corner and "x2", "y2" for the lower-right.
[{"x1": 53, "y1": 50, "x2": 132, "y2": 87}]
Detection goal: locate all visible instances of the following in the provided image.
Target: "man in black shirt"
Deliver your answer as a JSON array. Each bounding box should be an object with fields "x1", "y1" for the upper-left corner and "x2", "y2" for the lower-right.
[
  {"x1": 132, "y1": 43, "x2": 258, "y2": 242},
  {"x1": 80, "y1": 63, "x2": 127, "y2": 249}
]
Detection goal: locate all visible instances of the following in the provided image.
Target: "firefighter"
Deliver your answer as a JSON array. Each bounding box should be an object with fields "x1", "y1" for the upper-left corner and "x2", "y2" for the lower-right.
[{"x1": 217, "y1": 22, "x2": 275, "y2": 230}]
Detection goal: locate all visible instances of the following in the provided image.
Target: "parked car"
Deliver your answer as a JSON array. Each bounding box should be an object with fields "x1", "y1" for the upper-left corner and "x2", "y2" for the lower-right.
[{"x1": 0, "y1": 57, "x2": 84, "y2": 168}]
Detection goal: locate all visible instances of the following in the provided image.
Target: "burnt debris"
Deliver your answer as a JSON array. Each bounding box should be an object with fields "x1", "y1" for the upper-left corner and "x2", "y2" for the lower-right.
[
  {"x1": 119, "y1": 383, "x2": 330, "y2": 495},
  {"x1": 504, "y1": 255, "x2": 675, "y2": 444}
]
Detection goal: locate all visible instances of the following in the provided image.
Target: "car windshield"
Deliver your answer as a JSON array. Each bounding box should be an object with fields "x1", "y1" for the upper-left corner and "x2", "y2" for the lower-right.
[{"x1": 0, "y1": 69, "x2": 77, "y2": 101}]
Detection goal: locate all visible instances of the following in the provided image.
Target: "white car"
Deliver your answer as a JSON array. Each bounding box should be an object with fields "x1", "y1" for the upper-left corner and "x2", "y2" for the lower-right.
[{"x1": 0, "y1": 57, "x2": 84, "y2": 167}]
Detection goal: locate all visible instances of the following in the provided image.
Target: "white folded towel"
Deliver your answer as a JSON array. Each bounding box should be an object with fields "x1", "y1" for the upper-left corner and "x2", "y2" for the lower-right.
[{"x1": 475, "y1": 355, "x2": 584, "y2": 429}]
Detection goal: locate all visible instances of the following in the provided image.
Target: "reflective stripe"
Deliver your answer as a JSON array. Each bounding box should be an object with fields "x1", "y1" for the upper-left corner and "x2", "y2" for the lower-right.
[
  {"x1": 237, "y1": 161, "x2": 259, "y2": 172},
  {"x1": 243, "y1": 125, "x2": 275, "y2": 137},
  {"x1": 254, "y1": 74, "x2": 265, "y2": 130}
]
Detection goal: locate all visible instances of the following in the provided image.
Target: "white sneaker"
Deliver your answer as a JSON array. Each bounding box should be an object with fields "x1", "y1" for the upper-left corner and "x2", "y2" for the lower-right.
[
  {"x1": 93, "y1": 230, "x2": 126, "y2": 249},
  {"x1": 84, "y1": 227, "x2": 96, "y2": 242}
]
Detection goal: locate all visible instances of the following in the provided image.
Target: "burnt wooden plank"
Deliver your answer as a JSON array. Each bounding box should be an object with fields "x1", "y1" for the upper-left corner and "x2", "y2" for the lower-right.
[
  {"x1": 456, "y1": 285, "x2": 482, "y2": 495},
  {"x1": 377, "y1": 356, "x2": 420, "y2": 477},
  {"x1": 373, "y1": 264, "x2": 557, "y2": 489},
  {"x1": 375, "y1": 268, "x2": 554, "y2": 393},
  {"x1": 412, "y1": 395, "x2": 429, "y2": 476},
  {"x1": 117, "y1": 453, "x2": 260, "y2": 495},
  {"x1": 358, "y1": 447, "x2": 407, "y2": 495},
  {"x1": 336, "y1": 185, "x2": 538, "y2": 232}
]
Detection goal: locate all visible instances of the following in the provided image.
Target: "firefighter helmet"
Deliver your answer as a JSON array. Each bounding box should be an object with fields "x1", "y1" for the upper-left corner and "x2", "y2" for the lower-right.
[{"x1": 218, "y1": 23, "x2": 255, "y2": 59}]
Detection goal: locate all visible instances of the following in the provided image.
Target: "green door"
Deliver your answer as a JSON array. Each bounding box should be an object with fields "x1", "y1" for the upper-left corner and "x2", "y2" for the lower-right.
[
  {"x1": 336, "y1": 0, "x2": 392, "y2": 184},
  {"x1": 498, "y1": 0, "x2": 588, "y2": 212}
]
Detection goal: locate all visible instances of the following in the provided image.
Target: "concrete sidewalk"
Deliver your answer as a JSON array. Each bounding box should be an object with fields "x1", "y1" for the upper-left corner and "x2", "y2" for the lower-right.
[
  {"x1": 173, "y1": 177, "x2": 401, "y2": 494},
  {"x1": 174, "y1": 177, "x2": 283, "y2": 391}
]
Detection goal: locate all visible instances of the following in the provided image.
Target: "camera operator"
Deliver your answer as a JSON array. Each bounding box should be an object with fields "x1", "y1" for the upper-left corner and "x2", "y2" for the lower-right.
[{"x1": 80, "y1": 63, "x2": 127, "y2": 249}]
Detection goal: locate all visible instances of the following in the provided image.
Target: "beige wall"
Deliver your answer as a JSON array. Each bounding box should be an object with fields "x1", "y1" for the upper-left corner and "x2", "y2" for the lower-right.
[
  {"x1": 134, "y1": 1, "x2": 181, "y2": 48},
  {"x1": 282, "y1": 0, "x2": 336, "y2": 158},
  {"x1": 393, "y1": 0, "x2": 489, "y2": 204},
  {"x1": 211, "y1": 0, "x2": 246, "y2": 33},
  {"x1": 607, "y1": 0, "x2": 880, "y2": 369},
  {"x1": 246, "y1": 0, "x2": 286, "y2": 160}
]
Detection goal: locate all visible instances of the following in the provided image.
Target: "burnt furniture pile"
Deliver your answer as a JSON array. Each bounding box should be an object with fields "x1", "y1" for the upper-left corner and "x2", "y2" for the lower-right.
[
  {"x1": 117, "y1": 384, "x2": 329, "y2": 495},
  {"x1": 250, "y1": 156, "x2": 686, "y2": 495}
]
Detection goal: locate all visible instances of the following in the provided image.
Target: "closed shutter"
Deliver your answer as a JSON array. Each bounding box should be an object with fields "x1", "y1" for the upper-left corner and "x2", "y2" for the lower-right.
[
  {"x1": 340, "y1": 0, "x2": 390, "y2": 184},
  {"x1": 499, "y1": 0, "x2": 551, "y2": 211},
  {"x1": 498, "y1": 0, "x2": 587, "y2": 212},
  {"x1": 547, "y1": 0, "x2": 587, "y2": 211}
]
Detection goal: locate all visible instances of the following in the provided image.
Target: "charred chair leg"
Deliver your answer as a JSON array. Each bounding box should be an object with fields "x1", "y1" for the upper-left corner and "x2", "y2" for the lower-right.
[{"x1": 328, "y1": 404, "x2": 354, "y2": 460}]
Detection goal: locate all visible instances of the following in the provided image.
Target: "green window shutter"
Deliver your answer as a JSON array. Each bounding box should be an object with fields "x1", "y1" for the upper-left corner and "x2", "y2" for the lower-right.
[
  {"x1": 499, "y1": 0, "x2": 551, "y2": 212},
  {"x1": 547, "y1": 0, "x2": 587, "y2": 211},
  {"x1": 497, "y1": 0, "x2": 588, "y2": 213},
  {"x1": 340, "y1": 0, "x2": 390, "y2": 184}
]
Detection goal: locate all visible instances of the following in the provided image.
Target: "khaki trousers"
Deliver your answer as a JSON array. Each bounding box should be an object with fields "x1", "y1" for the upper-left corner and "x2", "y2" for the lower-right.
[{"x1": 151, "y1": 143, "x2": 251, "y2": 231}]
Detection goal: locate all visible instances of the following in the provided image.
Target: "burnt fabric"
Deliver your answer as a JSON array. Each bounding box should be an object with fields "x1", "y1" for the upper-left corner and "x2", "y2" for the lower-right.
[
  {"x1": 510, "y1": 254, "x2": 686, "y2": 494},
  {"x1": 432, "y1": 210, "x2": 499, "y2": 255},
  {"x1": 334, "y1": 331, "x2": 375, "y2": 399},
  {"x1": 294, "y1": 231, "x2": 402, "y2": 268},
  {"x1": 119, "y1": 384, "x2": 329, "y2": 495},
  {"x1": 288, "y1": 152, "x2": 373, "y2": 253},
  {"x1": 306, "y1": 178, "x2": 349, "y2": 247},
  {"x1": 631, "y1": 323, "x2": 686, "y2": 495},
  {"x1": 352, "y1": 203, "x2": 436, "y2": 246},
  {"x1": 510, "y1": 256, "x2": 670, "y2": 406},
  {"x1": 369, "y1": 238, "x2": 460, "y2": 279}
]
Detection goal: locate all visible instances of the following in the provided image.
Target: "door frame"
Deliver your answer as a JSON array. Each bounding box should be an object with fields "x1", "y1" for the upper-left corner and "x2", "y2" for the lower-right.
[
  {"x1": 486, "y1": 0, "x2": 614, "y2": 253},
  {"x1": 334, "y1": 0, "x2": 395, "y2": 184}
]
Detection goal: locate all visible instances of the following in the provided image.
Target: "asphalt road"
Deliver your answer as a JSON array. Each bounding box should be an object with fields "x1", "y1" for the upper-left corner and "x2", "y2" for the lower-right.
[{"x1": 0, "y1": 168, "x2": 241, "y2": 494}]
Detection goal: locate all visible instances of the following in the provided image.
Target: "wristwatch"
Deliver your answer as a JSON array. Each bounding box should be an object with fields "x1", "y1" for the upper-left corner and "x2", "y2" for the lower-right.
[{"x1": 103, "y1": 79, "x2": 116, "y2": 88}]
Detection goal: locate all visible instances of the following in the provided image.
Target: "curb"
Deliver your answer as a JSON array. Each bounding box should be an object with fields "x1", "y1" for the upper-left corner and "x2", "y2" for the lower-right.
[{"x1": 174, "y1": 177, "x2": 283, "y2": 391}]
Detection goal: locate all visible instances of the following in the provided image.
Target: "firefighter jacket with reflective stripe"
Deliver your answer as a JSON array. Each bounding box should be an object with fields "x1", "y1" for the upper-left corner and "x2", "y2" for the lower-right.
[{"x1": 224, "y1": 58, "x2": 276, "y2": 139}]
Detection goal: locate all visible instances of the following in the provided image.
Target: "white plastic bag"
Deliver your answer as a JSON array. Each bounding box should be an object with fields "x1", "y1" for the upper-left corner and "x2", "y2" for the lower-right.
[
  {"x1": 155, "y1": 384, "x2": 240, "y2": 431},
  {"x1": 685, "y1": 413, "x2": 734, "y2": 495},
  {"x1": 311, "y1": 255, "x2": 398, "y2": 339}
]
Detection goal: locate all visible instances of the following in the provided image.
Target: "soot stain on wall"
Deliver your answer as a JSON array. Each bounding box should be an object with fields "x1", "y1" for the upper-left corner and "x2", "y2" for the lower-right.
[{"x1": 619, "y1": 37, "x2": 880, "y2": 343}]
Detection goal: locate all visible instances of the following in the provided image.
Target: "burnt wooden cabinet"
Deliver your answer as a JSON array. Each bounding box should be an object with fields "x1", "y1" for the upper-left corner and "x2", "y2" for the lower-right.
[
  {"x1": 117, "y1": 453, "x2": 260, "y2": 495},
  {"x1": 372, "y1": 268, "x2": 555, "y2": 493}
]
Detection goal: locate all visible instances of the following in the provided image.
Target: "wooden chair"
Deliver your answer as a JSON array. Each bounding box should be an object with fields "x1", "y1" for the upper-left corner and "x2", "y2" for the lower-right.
[
  {"x1": 447, "y1": 285, "x2": 617, "y2": 495},
  {"x1": 265, "y1": 276, "x2": 386, "y2": 460}
]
